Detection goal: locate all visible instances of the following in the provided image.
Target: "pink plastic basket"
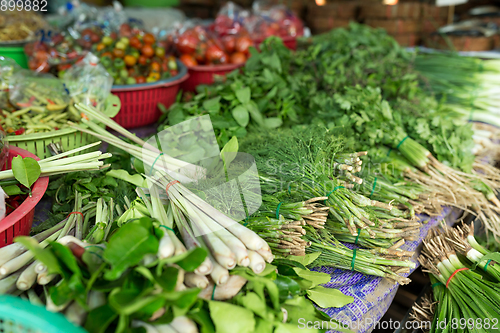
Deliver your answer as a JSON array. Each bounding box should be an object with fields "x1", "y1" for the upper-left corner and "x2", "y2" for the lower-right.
[
  {"x1": 0, "y1": 146, "x2": 49, "y2": 247},
  {"x1": 111, "y1": 62, "x2": 189, "y2": 129},
  {"x1": 180, "y1": 63, "x2": 244, "y2": 92}
]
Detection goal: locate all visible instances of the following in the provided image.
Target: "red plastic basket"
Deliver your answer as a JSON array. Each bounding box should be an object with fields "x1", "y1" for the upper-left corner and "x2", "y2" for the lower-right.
[
  {"x1": 111, "y1": 64, "x2": 189, "y2": 129},
  {"x1": 0, "y1": 146, "x2": 49, "y2": 247},
  {"x1": 180, "y1": 63, "x2": 244, "y2": 92}
]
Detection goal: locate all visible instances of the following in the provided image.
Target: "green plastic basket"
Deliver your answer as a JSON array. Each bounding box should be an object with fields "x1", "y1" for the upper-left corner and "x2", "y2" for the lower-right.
[
  {"x1": 0, "y1": 295, "x2": 87, "y2": 333},
  {"x1": 0, "y1": 45, "x2": 28, "y2": 69},
  {"x1": 7, "y1": 95, "x2": 121, "y2": 159}
]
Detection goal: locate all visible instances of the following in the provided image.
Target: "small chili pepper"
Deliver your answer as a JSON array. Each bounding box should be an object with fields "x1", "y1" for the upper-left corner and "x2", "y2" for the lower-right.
[{"x1": 15, "y1": 128, "x2": 25, "y2": 135}]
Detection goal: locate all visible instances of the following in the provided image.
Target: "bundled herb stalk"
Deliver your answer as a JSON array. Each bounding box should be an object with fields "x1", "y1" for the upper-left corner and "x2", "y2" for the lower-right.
[{"x1": 415, "y1": 225, "x2": 500, "y2": 332}]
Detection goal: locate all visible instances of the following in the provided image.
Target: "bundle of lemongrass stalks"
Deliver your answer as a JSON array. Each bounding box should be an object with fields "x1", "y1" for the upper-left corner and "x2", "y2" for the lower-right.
[
  {"x1": 413, "y1": 223, "x2": 500, "y2": 332},
  {"x1": 71, "y1": 104, "x2": 274, "y2": 285}
]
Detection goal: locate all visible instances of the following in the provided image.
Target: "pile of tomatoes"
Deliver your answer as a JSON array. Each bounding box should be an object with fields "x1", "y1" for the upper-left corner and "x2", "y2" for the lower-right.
[
  {"x1": 95, "y1": 24, "x2": 178, "y2": 85},
  {"x1": 175, "y1": 26, "x2": 253, "y2": 67},
  {"x1": 25, "y1": 27, "x2": 104, "y2": 75}
]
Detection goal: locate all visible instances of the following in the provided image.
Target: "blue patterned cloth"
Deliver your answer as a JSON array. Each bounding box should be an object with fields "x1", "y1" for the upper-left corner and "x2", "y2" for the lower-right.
[{"x1": 313, "y1": 207, "x2": 460, "y2": 333}]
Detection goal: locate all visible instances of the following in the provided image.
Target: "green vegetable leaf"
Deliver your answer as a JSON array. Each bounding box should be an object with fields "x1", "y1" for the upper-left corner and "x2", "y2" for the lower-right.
[
  {"x1": 157, "y1": 247, "x2": 207, "y2": 273},
  {"x1": 85, "y1": 304, "x2": 118, "y2": 333},
  {"x1": 106, "y1": 169, "x2": 145, "y2": 187},
  {"x1": 235, "y1": 87, "x2": 251, "y2": 105},
  {"x1": 14, "y1": 236, "x2": 61, "y2": 275},
  {"x1": 2, "y1": 185, "x2": 23, "y2": 196},
  {"x1": 103, "y1": 218, "x2": 159, "y2": 280},
  {"x1": 264, "y1": 117, "x2": 283, "y2": 129},
  {"x1": 11, "y1": 156, "x2": 41, "y2": 191},
  {"x1": 306, "y1": 286, "x2": 354, "y2": 308},
  {"x1": 292, "y1": 268, "x2": 331, "y2": 287},
  {"x1": 209, "y1": 300, "x2": 256, "y2": 333},
  {"x1": 155, "y1": 266, "x2": 179, "y2": 292},
  {"x1": 235, "y1": 292, "x2": 268, "y2": 320},
  {"x1": 232, "y1": 105, "x2": 250, "y2": 127},
  {"x1": 287, "y1": 252, "x2": 321, "y2": 266},
  {"x1": 220, "y1": 136, "x2": 239, "y2": 170}
]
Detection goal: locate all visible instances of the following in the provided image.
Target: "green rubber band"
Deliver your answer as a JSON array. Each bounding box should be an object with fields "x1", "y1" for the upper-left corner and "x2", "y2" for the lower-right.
[
  {"x1": 431, "y1": 282, "x2": 444, "y2": 288},
  {"x1": 354, "y1": 229, "x2": 361, "y2": 245},
  {"x1": 243, "y1": 216, "x2": 249, "y2": 226},
  {"x1": 276, "y1": 202, "x2": 283, "y2": 219},
  {"x1": 386, "y1": 148, "x2": 392, "y2": 157},
  {"x1": 484, "y1": 259, "x2": 492, "y2": 272},
  {"x1": 369, "y1": 177, "x2": 378, "y2": 199},
  {"x1": 85, "y1": 246, "x2": 104, "y2": 260},
  {"x1": 324, "y1": 186, "x2": 345, "y2": 204},
  {"x1": 351, "y1": 248, "x2": 357, "y2": 270},
  {"x1": 288, "y1": 184, "x2": 292, "y2": 195},
  {"x1": 149, "y1": 152, "x2": 164, "y2": 176},
  {"x1": 396, "y1": 136, "x2": 409, "y2": 150},
  {"x1": 211, "y1": 284, "x2": 216, "y2": 300},
  {"x1": 159, "y1": 225, "x2": 174, "y2": 232}
]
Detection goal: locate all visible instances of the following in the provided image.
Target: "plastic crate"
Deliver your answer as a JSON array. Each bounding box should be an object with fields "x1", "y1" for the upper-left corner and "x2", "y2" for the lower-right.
[
  {"x1": 180, "y1": 63, "x2": 243, "y2": 92},
  {"x1": 111, "y1": 61, "x2": 189, "y2": 129},
  {"x1": 0, "y1": 146, "x2": 49, "y2": 247}
]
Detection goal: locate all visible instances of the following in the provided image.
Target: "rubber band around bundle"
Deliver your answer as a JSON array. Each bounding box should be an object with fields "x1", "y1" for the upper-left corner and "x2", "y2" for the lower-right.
[
  {"x1": 446, "y1": 268, "x2": 469, "y2": 288},
  {"x1": 276, "y1": 202, "x2": 283, "y2": 219},
  {"x1": 354, "y1": 229, "x2": 361, "y2": 245},
  {"x1": 369, "y1": 177, "x2": 378, "y2": 199},
  {"x1": 68, "y1": 211, "x2": 84, "y2": 219},
  {"x1": 288, "y1": 184, "x2": 292, "y2": 195},
  {"x1": 324, "y1": 186, "x2": 345, "y2": 204},
  {"x1": 386, "y1": 148, "x2": 392, "y2": 157},
  {"x1": 211, "y1": 284, "x2": 216, "y2": 300},
  {"x1": 85, "y1": 245, "x2": 104, "y2": 260},
  {"x1": 396, "y1": 136, "x2": 409, "y2": 150},
  {"x1": 484, "y1": 259, "x2": 492, "y2": 272},
  {"x1": 351, "y1": 248, "x2": 357, "y2": 270},
  {"x1": 243, "y1": 216, "x2": 249, "y2": 226},
  {"x1": 431, "y1": 282, "x2": 444, "y2": 288},
  {"x1": 165, "y1": 180, "x2": 180, "y2": 195},
  {"x1": 159, "y1": 225, "x2": 175, "y2": 232},
  {"x1": 149, "y1": 152, "x2": 164, "y2": 176}
]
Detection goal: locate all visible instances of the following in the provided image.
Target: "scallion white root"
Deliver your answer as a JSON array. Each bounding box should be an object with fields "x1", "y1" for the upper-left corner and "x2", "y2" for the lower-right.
[
  {"x1": 16, "y1": 261, "x2": 38, "y2": 290},
  {"x1": 208, "y1": 255, "x2": 229, "y2": 286},
  {"x1": 198, "y1": 275, "x2": 248, "y2": 300},
  {"x1": 247, "y1": 250, "x2": 266, "y2": 274},
  {"x1": 37, "y1": 272, "x2": 57, "y2": 285},
  {"x1": 184, "y1": 273, "x2": 209, "y2": 289}
]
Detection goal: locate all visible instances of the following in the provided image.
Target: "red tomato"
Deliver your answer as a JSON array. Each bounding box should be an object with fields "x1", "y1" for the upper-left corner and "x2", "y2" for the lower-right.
[
  {"x1": 170, "y1": 69, "x2": 178, "y2": 76},
  {"x1": 176, "y1": 32, "x2": 200, "y2": 55},
  {"x1": 138, "y1": 55, "x2": 148, "y2": 66},
  {"x1": 129, "y1": 36, "x2": 142, "y2": 49},
  {"x1": 90, "y1": 33, "x2": 101, "y2": 43},
  {"x1": 194, "y1": 42, "x2": 207, "y2": 63},
  {"x1": 180, "y1": 54, "x2": 198, "y2": 67},
  {"x1": 229, "y1": 52, "x2": 246, "y2": 65},
  {"x1": 119, "y1": 23, "x2": 132, "y2": 37},
  {"x1": 136, "y1": 76, "x2": 146, "y2": 84},
  {"x1": 221, "y1": 35, "x2": 236, "y2": 54},
  {"x1": 141, "y1": 45, "x2": 155, "y2": 58},
  {"x1": 206, "y1": 45, "x2": 228, "y2": 64},
  {"x1": 235, "y1": 36, "x2": 253, "y2": 55},
  {"x1": 143, "y1": 33, "x2": 155, "y2": 45},
  {"x1": 110, "y1": 32, "x2": 118, "y2": 40}
]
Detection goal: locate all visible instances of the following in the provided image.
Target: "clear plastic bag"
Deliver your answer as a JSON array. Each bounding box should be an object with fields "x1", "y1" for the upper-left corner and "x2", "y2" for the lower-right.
[
  {"x1": 249, "y1": 2, "x2": 304, "y2": 39},
  {"x1": 8, "y1": 70, "x2": 70, "y2": 110},
  {"x1": 63, "y1": 53, "x2": 113, "y2": 111},
  {"x1": 0, "y1": 56, "x2": 21, "y2": 111},
  {"x1": 213, "y1": 2, "x2": 250, "y2": 37}
]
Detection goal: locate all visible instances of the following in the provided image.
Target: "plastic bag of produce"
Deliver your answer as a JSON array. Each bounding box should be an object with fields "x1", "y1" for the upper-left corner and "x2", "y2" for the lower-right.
[
  {"x1": 63, "y1": 53, "x2": 113, "y2": 110},
  {"x1": 0, "y1": 56, "x2": 20, "y2": 111},
  {"x1": 249, "y1": 2, "x2": 304, "y2": 39},
  {"x1": 8, "y1": 69, "x2": 70, "y2": 111},
  {"x1": 212, "y1": 2, "x2": 250, "y2": 37}
]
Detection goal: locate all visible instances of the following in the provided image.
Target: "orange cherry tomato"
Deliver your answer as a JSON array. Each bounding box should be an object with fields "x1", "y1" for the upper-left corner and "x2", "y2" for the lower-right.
[
  {"x1": 136, "y1": 76, "x2": 146, "y2": 84},
  {"x1": 180, "y1": 54, "x2": 198, "y2": 67},
  {"x1": 138, "y1": 55, "x2": 148, "y2": 66},
  {"x1": 129, "y1": 36, "x2": 142, "y2": 49},
  {"x1": 113, "y1": 48, "x2": 125, "y2": 58},
  {"x1": 148, "y1": 72, "x2": 161, "y2": 81},
  {"x1": 96, "y1": 43, "x2": 106, "y2": 52},
  {"x1": 124, "y1": 55, "x2": 137, "y2": 67},
  {"x1": 229, "y1": 52, "x2": 246, "y2": 65},
  {"x1": 150, "y1": 62, "x2": 161, "y2": 71},
  {"x1": 143, "y1": 33, "x2": 156, "y2": 45},
  {"x1": 101, "y1": 51, "x2": 112, "y2": 58},
  {"x1": 141, "y1": 44, "x2": 155, "y2": 58}
]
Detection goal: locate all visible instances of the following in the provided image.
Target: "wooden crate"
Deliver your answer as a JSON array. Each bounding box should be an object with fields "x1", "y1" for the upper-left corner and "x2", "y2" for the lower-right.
[
  {"x1": 424, "y1": 34, "x2": 495, "y2": 51},
  {"x1": 421, "y1": 3, "x2": 449, "y2": 20},
  {"x1": 307, "y1": 17, "x2": 351, "y2": 34},
  {"x1": 390, "y1": 33, "x2": 419, "y2": 47},
  {"x1": 365, "y1": 19, "x2": 420, "y2": 34},
  {"x1": 360, "y1": 2, "x2": 421, "y2": 20},
  {"x1": 264, "y1": 0, "x2": 306, "y2": 17},
  {"x1": 307, "y1": 1, "x2": 359, "y2": 20}
]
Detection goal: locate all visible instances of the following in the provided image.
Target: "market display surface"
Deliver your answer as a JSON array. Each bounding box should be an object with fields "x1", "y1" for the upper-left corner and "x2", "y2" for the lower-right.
[{"x1": 2, "y1": 3, "x2": 500, "y2": 333}]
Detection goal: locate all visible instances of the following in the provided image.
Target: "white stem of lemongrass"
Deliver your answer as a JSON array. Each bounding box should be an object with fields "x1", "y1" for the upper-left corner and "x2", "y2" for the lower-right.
[
  {"x1": 87, "y1": 291, "x2": 106, "y2": 310},
  {"x1": 154, "y1": 325, "x2": 177, "y2": 333},
  {"x1": 208, "y1": 254, "x2": 229, "y2": 285},
  {"x1": 65, "y1": 302, "x2": 87, "y2": 326},
  {"x1": 184, "y1": 272, "x2": 209, "y2": 289},
  {"x1": 16, "y1": 261, "x2": 38, "y2": 290},
  {"x1": 27, "y1": 289, "x2": 44, "y2": 306},
  {"x1": 0, "y1": 270, "x2": 22, "y2": 293},
  {"x1": 146, "y1": 180, "x2": 175, "y2": 258},
  {"x1": 256, "y1": 248, "x2": 275, "y2": 264},
  {"x1": 46, "y1": 293, "x2": 71, "y2": 313},
  {"x1": 168, "y1": 182, "x2": 269, "y2": 252},
  {"x1": 37, "y1": 272, "x2": 57, "y2": 285},
  {"x1": 1, "y1": 230, "x2": 62, "y2": 278},
  {"x1": 132, "y1": 321, "x2": 160, "y2": 333},
  {"x1": 179, "y1": 226, "x2": 213, "y2": 275},
  {"x1": 38, "y1": 141, "x2": 102, "y2": 163},
  {"x1": 199, "y1": 275, "x2": 248, "y2": 301},
  {"x1": 247, "y1": 250, "x2": 266, "y2": 274},
  {"x1": 170, "y1": 317, "x2": 199, "y2": 333},
  {"x1": 35, "y1": 263, "x2": 47, "y2": 274},
  {"x1": 38, "y1": 151, "x2": 107, "y2": 167}
]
